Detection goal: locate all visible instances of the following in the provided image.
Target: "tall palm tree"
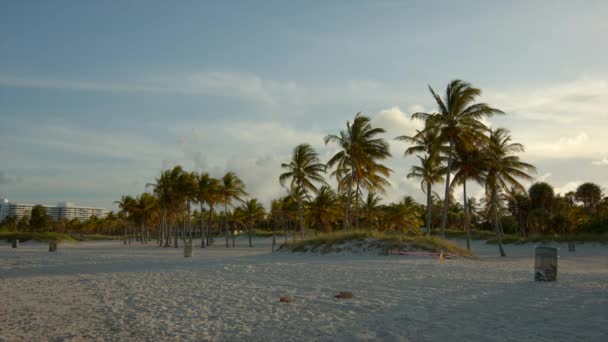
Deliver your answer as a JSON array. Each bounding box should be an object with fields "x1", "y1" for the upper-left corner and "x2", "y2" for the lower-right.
[
  {"x1": 147, "y1": 166, "x2": 184, "y2": 247},
  {"x1": 178, "y1": 171, "x2": 198, "y2": 244},
  {"x1": 219, "y1": 172, "x2": 248, "y2": 247},
  {"x1": 413, "y1": 80, "x2": 503, "y2": 238},
  {"x1": 484, "y1": 128, "x2": 536, "y2": 256},
  {"x1": 195, "y1": 173, "x2": 220, "y2": 248},
  {"x1": 240, "y1": 198, "x2": 265, "y2": 247},
  {"x1": 407, "y1": 155, "x2": 446, "y2": 236},
  {"x1": 279, "y1": 143, "x2": 327, "y2": 239},
  {"x1": 134, "y1": 193, "x2": 157, "y2": 244},
  {"x1": 114, "y1": 195, "x2": 136, "y2": 245},
  {"x1": 451, "y1": 143, "x2": 487, "y2": 250},
  {"x1": 325, "y1": 113, "x2": 392, "y2": 230},
  {"x1": 269, "y1": 199, "x2": 284, "y2": 251}
]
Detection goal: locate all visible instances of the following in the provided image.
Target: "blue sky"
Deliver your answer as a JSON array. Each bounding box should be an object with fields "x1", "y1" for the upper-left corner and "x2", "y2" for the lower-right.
[{"x1": 1, "y1": 0, "x2": 607, "y2": 210}]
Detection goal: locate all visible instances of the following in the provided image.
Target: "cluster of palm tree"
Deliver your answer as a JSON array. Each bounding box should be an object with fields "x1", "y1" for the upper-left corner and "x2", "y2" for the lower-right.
[
  {"x1": 506, "y1": 181, "x2": 608, "y2": 236},
  {"x1": 40, "y1": 78, "x2": 605, "y2": 256},
  {"x1": 277, "y1": 114, "x2": 422, "y2": 236},
  {"x1": 112, "y1": 166, "x2": 267, "y2": 248},
  {"x1": 398, "y1": 80, "x2": 536, "y2": 255}
]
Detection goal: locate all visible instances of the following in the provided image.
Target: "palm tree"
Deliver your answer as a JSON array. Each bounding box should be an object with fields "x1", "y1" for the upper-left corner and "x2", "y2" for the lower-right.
[
  {"x1": 114, "y1": 195, "x2": 136, "y2": 244},
  {"x1": 407, "y1": 155, "x2": 446, "y2": 236},
  {"x1": 484, "y1": 128, "x2": 536, "y2": 256},
  {"x1": 306, "y1": 186, "x2": 341, "y2": 232},
  {"x1": 325, "y1": 113, "x2": 392, "y2": 230},
  {"x1": 134, "y1": 193, "x2": 157, "y2": 244},
  {"x1": 178, "y1": 171, "x2": 198, "y2": 244},
  {"x1": 528, "y1": 182, "x2": 555, "y2": 234},
  {"x1": 362, "y1": 192, "x2": 383, "y2": 230},
  {"x1": 147, "y1": 166, "x2": 184, "y2": 247},
  {"x1": 269, "y1": 199, "x2": 284, "y2": 251},
  {"x1": 195, "y1": 173, "x2": 220, "y2": 248},
  {"x1": 398, "y1": 124, "x2": 446, "y2": 236},
  {"x1": 413, "y1": 80, "x2": 503, "y2": 238},
  {"x1": 575, "y1": 182, "x2": 603, "y2": 216},
  {"x1": 382, "y1": 199, "x2": 423, "y2": 233},
  {"x1": 451, "y1": 143, "x2": 487, "y2": 250},
  {"x1": 240, "y1": 198, "x2": 265, "y2": 247},
  {"x1": 279, "y1": 143, "x2": 327, "y2": 239},
  {"x1": 219, "y1": 172, "x2": 248, "y2": 247}
]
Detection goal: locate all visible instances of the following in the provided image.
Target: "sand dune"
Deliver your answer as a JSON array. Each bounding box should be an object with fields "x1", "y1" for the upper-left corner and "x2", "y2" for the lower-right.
[{"x1": 1, "y1": 239, "x2": 607, "y2": 341}]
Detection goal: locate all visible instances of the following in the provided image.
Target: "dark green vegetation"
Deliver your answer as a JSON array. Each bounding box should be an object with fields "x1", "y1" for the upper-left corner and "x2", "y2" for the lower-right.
[
  {"x1": 2, "y1": 80, "x2": 606, "y2": 255},
  {"x1": 280, "y1": 230, "x2": 473, "y2": 257},
  {"x1": 0, "y1": 230, "x2": 120, "y2": 243}
]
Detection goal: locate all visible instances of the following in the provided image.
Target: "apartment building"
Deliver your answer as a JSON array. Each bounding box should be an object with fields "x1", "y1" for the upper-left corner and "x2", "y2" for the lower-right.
[{"x1": 0, "y1": 198, "x2": 108, "y2": 222}]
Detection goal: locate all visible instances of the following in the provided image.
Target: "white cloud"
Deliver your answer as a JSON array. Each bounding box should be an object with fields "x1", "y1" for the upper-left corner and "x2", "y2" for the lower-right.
[
  {"x1": 3, "y1": 72, "x2": 608, "y2": 208},
  {"x1": 537, "y1": 172, "x2": 552, "y2": 182},
  {"x1": 372, "y1": 106, "x2": 424, "y2": 138},
  {"x1": 487, "y1": 78, "x2": 608, "y2": 123},
  {"x1": 554, "y1": 181, "x2": 583, "y2": 195},
  {"x1": 592, "y1": 157, "x2": 608, "y2": 166},
  {"x1": 524, "y1": 131, "x2": 599, "y2": 159}
]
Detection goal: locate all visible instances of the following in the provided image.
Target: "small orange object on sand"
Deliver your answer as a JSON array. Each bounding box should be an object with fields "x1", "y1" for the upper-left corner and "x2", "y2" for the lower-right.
[{"x1": 279, "y1": 296, "x2": 290, "y2": 303}]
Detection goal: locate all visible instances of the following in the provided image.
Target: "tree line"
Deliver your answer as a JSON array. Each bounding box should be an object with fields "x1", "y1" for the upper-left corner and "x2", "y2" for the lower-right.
[{"x1": 2, "y1": 79, "x2": 606, "y2": 255}]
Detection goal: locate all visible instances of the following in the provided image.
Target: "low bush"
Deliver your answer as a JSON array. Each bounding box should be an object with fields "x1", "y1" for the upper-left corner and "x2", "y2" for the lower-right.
[{"x1": 280, "y1": 230, "x2": 473, "y2": 257}]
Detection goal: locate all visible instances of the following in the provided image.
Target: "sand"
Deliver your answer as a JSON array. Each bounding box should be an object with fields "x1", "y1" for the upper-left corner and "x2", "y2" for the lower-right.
[{"x1": 1, "y1": 238, "x2": 607, "y2": 341}]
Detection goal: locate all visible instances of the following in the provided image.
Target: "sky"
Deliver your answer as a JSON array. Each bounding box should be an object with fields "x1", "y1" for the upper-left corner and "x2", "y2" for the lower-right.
[{"x1": 1, "y1": 0, "x2": 607, "y2": 211}]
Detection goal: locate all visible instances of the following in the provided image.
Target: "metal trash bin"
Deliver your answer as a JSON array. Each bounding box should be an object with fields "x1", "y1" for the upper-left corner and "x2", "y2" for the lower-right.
[
  {"x1": 184, "y1": 241, "x2": 193, "y2": 258},
  {"x1": 49, "y1": 240, "x2": 58, "y2": 252},
  {"x1": 535, "y1": 246, "x2": 558, "y2": 281},
  {"x1": 568, "y1": 242, "x2": 575, "y2": 252},
  {"x1": 11, "y1": 239, "x2": 19, "y2": 248}
]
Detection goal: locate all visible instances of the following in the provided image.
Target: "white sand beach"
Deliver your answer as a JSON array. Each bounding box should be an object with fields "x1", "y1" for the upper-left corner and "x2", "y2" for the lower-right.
[{"x1": 1, "y1": 239, "x2": 607, "y2": 341}]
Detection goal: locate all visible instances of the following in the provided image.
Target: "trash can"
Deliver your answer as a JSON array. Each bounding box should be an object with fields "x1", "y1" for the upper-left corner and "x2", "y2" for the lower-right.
[
  {"x1": 49, "y1": 240, "x2": 58, "y2": 252},
  {"x1": 568, "y1": 242, "x2": 575, "y2": 252},
  {"x1": 184, "y1": 241, "x2": 193, "y2": 258},
  {"x1": 535, "y1": 246, "x2": 558, "y2": 281},
  {"x1": 11, "y1": 239, "x2": 19, "y2": 248}
]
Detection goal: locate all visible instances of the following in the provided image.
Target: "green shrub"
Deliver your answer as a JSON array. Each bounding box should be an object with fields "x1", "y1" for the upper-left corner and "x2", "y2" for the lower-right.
[
  {"x1": 280, "y1": 230, "x2": 473, "y2": 257},
  {"x1": 0, "y1": 231, "x2": 76, "y2": 243}
]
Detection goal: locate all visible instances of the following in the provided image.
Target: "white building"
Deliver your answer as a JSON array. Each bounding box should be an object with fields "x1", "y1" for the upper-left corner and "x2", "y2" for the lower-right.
[{"x1": 0, "y1": 198, "x2": 108, "y2": 222}]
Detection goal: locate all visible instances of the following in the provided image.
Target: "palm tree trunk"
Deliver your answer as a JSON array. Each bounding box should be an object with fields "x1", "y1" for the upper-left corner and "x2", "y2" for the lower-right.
[
  {"x1": 174, "y1": 214, "x2": 179, "y2": 248},
  {"x1": 200, "y1": 203, "x2": 206, "y2": 248},
  {"x1": 464, "y1": 181, "x2": 471, "y2": 251},
  {"x1": 207, "y1": 206, "x2": 214, "y2": 246},
  {"x1": 272, "y1": 217, "x2": 277, "y2": 252},
  {"x1": 343, "y1": 171, "x2": 354, "y2": 230},
  {"x1": 355, "y1": 182, "x2": 360, "y2": 229},
  {"x1": 492, "y1": 190, "x2": 506, "y2": 257},
  {"x1": 123, "y1": 225, "x2": 127, "y2": 245},
  {"x1": 297, "y1": 200, "x2": 304, "y2": 240},
  {"x1": 248, "y1": 221, "x2": 253, "y2": 248},
  {"x1": 426, "y1": 182, "x2": 432, "y2": 236},
  {"x1": 440, "y1": 139, "x2": 454, "y2": 238},
  {"x1": 232, "y1": 223, "x2": 236, "y2": 247},
  {"x1": 187, "y1": 200, "x2": 192, "y2": 242},
  {"x1": 224, "y1": 201, "x2": 229, "y2": 248}
]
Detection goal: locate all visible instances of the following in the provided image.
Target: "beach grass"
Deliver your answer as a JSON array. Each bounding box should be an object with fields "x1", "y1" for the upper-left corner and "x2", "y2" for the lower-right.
[
  {"x1": 280, "y1": 230, "x2": 473, "y2": 257},
  {"x1": 0, "y1": 231, "x2": 121, "y2": 243}
]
